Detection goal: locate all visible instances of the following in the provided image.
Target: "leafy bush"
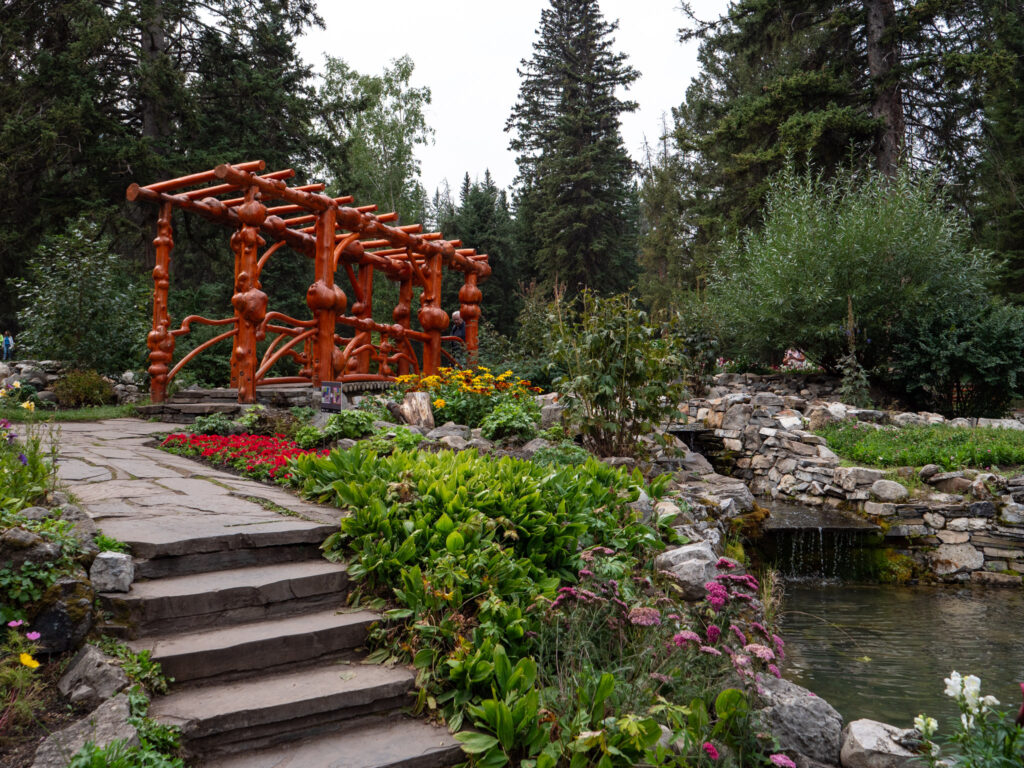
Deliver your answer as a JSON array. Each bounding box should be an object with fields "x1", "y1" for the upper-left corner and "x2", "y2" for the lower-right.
[
  {"x1": 817, "y1": 422, "x2": 1024, "y2": 470},
  {"x1": 531, "y1": 441, "x2": 591, "y2": 467},
  {"x1": 53, "y1": 369, "x2": 115, "y2": 408},
  {"x1": 185, "y1": 412, "x2": 234, "y2": 436},
  {"x1": 362, "y1": 425, "x2": 424, "y2": 456},
  {"x1": 550, "y1": 291, "x2": 688, "y2": 457},
  {"x1": 95, "y1": 637, "x2": 171, "y2": 695},
  {"x1": 0, "y1": 381, "x2": 48, "y2": 414},
  {"x1": 94, "y1": 534, "x2": 130, "y2": 554},
  {"x1": 13, "y1": 215, "x2": 148, "y2": 374},
  {"x1": 324, "y1": 410, "x2": 376, "y2": 440},
  {"x1": 711, "y1": 165, "x2": 991, "y2": 372},
  {"x1": 480, "y1": 397, "x2": 540, "y2": 441},
  {"x1": 889, "y1": 298, "x2": 1024, "y2": 417}
]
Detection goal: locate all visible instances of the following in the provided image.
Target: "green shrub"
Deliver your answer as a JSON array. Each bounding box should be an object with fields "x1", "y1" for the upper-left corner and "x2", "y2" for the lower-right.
[
  {"x1": 53, "y1": 370, "x2": 115, "y2": 408},
  {"x1": 531, "y1": 441, "x2": 591, "y2": 467},
  {"x1": 363, "y1": 426, "x2": 424, "y2": 456},
  {"x1": 550, "y1": 291, "x2": 688, "y2": 457},
  {"x1": 13, "y1": 215, "x2": 148, "y2": 374},
  {"x1": 94, "y1": 534, "x2": 130, "y2": 554},
  {"x1": 0, "y1": 420, "x2": 56, "y2": 516},
  {"x1": 818, "y1": 421, "x2": 1024, "y2": 470},
  {"x1": 479, "y1": 397, "x2": 539, "y2": 441},
  {"x1": 324, "y1": 410, "x2": 376, "y2": 440},
  {"x1": 185, "y1": 412, "x2": 234, "y2": 436},
  {"x1": 711, "y1": 165, "x2": 991, "y2": 372},
  {"x1": 95, "y1": 638, "x2": 171, "y2": 695},
  {"x1": 889, "y1": 298, "x2": 1024, "y2": 417}
]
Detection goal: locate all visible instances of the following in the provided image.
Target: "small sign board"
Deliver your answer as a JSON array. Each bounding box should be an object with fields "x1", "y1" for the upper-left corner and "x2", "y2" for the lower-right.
[{"x1": 320, "y1": 381, "x2": 347, "y2": 413}]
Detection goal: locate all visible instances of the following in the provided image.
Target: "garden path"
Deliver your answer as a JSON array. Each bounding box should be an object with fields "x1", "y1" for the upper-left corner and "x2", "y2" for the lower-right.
[{"x1": 51, "y1": 418, "x2": 459, "y2": 767}]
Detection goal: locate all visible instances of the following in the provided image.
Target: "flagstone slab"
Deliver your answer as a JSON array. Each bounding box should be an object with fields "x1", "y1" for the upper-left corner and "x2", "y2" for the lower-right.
[
  {"x1": 57, "y1": 460, "x2": 113, "y2": 482},
  {"x1": 72, "y1": 480, "x2": 167, "y2": 504},
  {"x1": 101, "y1": 459, "x2": 184, "y2": 479}
]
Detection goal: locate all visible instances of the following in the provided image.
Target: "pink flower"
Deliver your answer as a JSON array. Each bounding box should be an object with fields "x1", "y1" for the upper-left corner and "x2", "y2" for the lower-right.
[
  {"x1": 768, "y1": 664, "x2": 782, "y2": 678},
  {"x1": 25, "y1": 631, "x2": 40, "y2": 641},
  {"x1": 773, "y1": 634, "x2": 786, "y2": 661},
  {"x1": 702, "y1": 742, "x2": 720, "y2": 760},
  {"x1": 7, "y1": 620, "x2": 23, "y2": 628},
  {"x1": 730, "y1": 624, "x2": 748, "y2": 645},
  {"x1": 706, "y1": 625, "x2": 721, "y2": 643},
  {"x1": 744, "y1": 643, "x2": 776, "y2": 662},
  {"x1": 769, "y1": 755, "x2": 796, "y2": 768},
  {"x1": 715, "y1": 558, "x2": 736, "y2": 570},
  {"x1": 628, "y1": 606, "x2": 661, "y2": 626},
  {"x1": 578, "y1": 569, "x2": 593, "y2": 577},
  {"x1": 699, "y1": 645, "x2": 723, "y2": 656},
  {"x1": 673, "y1": 630, "x2": 702, "y2": 647}
]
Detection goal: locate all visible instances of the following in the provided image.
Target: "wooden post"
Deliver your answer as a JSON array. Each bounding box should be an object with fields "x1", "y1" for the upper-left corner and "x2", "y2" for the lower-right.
[
  {"x1": 146, "y1": 202, "x2": 175, "y2": 403},
  {"x1": 229, "y1": 188, "x2": 267, "y2": 402},
  {"x1": 459, "y1": 272, "x2": 482, "y2": 366},
  {"x1": 307, "y1": 206, "x2": 343, "y2": 386}
]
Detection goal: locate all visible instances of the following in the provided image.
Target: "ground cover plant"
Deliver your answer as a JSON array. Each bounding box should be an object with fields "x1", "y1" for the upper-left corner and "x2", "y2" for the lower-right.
[
  {"x1": 817, "y1": 422, "x2": 1024, "y2": 471},
  {"x1": 282, "y1": 443, "x2": 793, "y2": 767},
  {"x1": 396, "y1": 366, "x2": 541, "y2": 441}
]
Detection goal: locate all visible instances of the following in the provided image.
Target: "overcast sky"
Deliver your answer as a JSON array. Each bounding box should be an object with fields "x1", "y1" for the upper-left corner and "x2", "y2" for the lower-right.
[{"x1": 297, "y1": 0, "x2": 730, "y2": 199}]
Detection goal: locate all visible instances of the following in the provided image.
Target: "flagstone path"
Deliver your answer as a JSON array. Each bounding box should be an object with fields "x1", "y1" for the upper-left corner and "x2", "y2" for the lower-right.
[{"x1": 53, "y1": 419, "x2": 459, "y2": 767}]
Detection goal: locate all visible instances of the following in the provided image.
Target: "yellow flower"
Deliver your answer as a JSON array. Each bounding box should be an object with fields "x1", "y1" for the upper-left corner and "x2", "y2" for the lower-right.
[
  {"x1": 20, "y1": 653, "x2": 40, "y2": 669},
  {"x1": 11, "y1": 380, "x2": 21, "y2": 389},
  {"x1": 20, "y1": 401, "x2": 34, "y2": 412},
  {"x1": 433, "y1": 398, "x2": 446, "y2": 409}
]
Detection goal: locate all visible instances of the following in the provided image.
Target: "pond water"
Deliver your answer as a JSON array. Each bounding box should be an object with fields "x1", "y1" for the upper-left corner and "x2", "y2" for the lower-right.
[{"x1": 779, "y1": 583, "x2": 1024, "y2": 728}]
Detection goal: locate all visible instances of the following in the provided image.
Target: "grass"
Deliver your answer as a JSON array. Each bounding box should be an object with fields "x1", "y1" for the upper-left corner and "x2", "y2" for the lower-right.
[
  {"x1": 0, "y1": 403, "x2": 139, "y2": 423},
  {"x1": 817, "y1": 421, "x2": 1024, "y2": 471}
]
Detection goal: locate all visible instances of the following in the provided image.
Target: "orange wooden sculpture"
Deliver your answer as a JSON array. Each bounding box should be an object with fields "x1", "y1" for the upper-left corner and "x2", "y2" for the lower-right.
[{"x1": 127, "y1": 161, "x2": 490, "y2": 404}]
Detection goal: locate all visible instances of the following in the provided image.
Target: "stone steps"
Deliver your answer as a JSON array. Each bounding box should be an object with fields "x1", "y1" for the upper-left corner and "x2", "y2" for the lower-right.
[
  {"x1": 101, "y1": 560, "x2": 351, "y2": 636},
  {"x1": 150, "y1": 664, "x2": 416, "y2": 755},
  {"x1": 200, "y1": 715, "x2": 461, "y2": 768},
  {"x1": 126, "y1": 608, "x2": 378, "y2": 683}
]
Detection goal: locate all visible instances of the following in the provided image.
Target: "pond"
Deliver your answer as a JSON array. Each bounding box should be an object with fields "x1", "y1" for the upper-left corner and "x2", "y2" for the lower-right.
[{"x1": 779, "y1": 583, "x2": 1024, "y2": 728}]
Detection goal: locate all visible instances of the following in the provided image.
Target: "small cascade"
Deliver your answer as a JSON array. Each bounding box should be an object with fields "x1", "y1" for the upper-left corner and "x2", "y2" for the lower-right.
[{"x1": 758, "y1": 503, "x2": 881, "y2": 580}]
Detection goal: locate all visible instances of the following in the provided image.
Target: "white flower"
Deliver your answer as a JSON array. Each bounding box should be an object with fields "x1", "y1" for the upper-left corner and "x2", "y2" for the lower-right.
[
  {"x1": 963, "y1": 674, "x2": 982, "y2": 712},
  {"x1": 914, "y1": 714, "x2": 938, "y2": 738},
  {"x1": 961, "y1": 713, "x2": 975, "y2": 730},
  {"x1": 980, "y1": 695, "x2": 999, "y2": 711},
  {"x1": 944, "y1": 671, "x2": 963, "y2": 699}
]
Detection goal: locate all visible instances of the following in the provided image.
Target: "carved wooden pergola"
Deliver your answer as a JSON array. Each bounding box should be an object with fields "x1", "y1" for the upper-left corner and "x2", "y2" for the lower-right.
[{"x1": 127, "y1": 161, "x2": 490, "y2": 404}]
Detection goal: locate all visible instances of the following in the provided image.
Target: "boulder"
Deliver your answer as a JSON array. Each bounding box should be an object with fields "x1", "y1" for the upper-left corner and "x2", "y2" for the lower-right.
[
  {"x1": 540, "y1": 403, "x2": 564, "y2": 430},
  {"x1": 807, "y1": 408, "x2": 834, "y2": 432},
  {"x1": 928, "y1": 472, "x2": 972, "y2": 494},
  {"x1": 90, "y1": 552, "x2": 134, "y2": 593},
  {"x1": 20, "y1": 506, "x2": 57, "y2": 521},
  {"x1": 466, "y1": 437, "x2": 495, "y2": 453},
  {"x1": 398, "y1": 392, "x2": 435, "y2": 430},
  {"x1": 654, "y1": 541, "x2": 718, "y2": 600},
  {"x1": 679, "y1": 450, "x2": 714, "y2": 475},
  {"x1": 520, "y1": 437, "x2": 551, "y2": 457},
  {"x1": 31, "y1": 692, "x2": 139, "y2": 768},
  {"x1": 58, "y1": 504, "x2": 98, "y2": 547},
  {"x1": 755, "y1": 676, "x2": 843, "y2": 765},
  {"x1": 833, "y1": 467, "x2": 885, "y2": 491},
  {"x1": 970, "y1": 571, "x2": 1022, "y2": 586},
  {"x1": 0, "y1": 527, "x2": 60, "y2": 570},
  {"x1": 439, "y1": 435, "x2": 469, "y2": 451},
  {"x1": 928, "y1": 543, "x2": 984, "y2": 575},
  {"x1": 57, "y1": 646, "x2": 130, "y2": 708},
  {"x1": 891, "y1": 412, "x2": 925, "y2": 427},
  {"x1": 722, "y1": 404, "x2": 753, "y2": 430},
  {"x1": 918, "y1": 464, "x2": 942, "y2": 482},
  {"x1": 840, "y1": 719, "x2": 919, "y2": 768},
  {"x1": 31, "y1": 572, "x2": 95, "y2": 654},
  {"x1": 870, "y1": 480, "x2": 909, "y2": 503},
  {"x1": 426, "y1": 421, "x2": 471, "y2": 441}
]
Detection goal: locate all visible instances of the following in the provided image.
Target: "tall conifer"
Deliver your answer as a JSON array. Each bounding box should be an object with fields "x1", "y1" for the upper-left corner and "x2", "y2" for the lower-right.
[{"x1": 507, "y1": 0, "x2": 640, "y2": 295}]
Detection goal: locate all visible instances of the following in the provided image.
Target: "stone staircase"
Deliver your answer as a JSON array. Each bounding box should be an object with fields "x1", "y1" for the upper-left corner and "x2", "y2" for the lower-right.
[{"x1": 99, "y1": 516, "x2": 459, "y2": 767}]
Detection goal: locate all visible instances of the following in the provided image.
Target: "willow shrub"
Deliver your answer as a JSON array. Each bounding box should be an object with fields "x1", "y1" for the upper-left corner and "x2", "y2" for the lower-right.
[{"x1": 710, "y1": 165, "x2": 991, "y2": 372}]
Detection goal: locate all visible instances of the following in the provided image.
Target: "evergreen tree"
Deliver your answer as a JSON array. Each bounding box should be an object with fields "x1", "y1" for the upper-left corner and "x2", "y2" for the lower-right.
[{"x1": 507, "y1": 0, "x2": 640, "y2": 295}]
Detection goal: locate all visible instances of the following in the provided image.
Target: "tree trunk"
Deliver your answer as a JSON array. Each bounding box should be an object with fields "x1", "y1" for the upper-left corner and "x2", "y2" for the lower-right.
[{"x1": 865, "y1": 0, "x2": 905, "y2": 175}]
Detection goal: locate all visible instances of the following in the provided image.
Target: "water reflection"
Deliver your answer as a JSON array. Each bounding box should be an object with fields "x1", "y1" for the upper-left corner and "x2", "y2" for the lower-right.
[{"x1": 780, "y1": 584, "x2": 1024, "y2": 727}]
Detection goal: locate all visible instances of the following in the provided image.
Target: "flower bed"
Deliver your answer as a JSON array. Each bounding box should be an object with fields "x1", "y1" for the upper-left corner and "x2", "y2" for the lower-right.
[{"x1": 160, "y1": 433, "x2": 327, "y2": 481}]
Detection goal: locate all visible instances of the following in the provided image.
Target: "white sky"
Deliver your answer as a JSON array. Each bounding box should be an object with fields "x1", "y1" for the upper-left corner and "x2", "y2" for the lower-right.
[{"x1": 298, "y1": 0, "x2": 730, "y2": 197}]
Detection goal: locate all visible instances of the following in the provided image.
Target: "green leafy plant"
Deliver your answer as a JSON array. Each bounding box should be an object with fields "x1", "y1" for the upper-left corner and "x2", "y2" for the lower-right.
[
  {"x1": 363, "y1": 425, "x2": 424, "y2": 456},
  {"x1": 235, "y1": 404, "x2": 267, "y2": 430},
  {"x1": 397, "y1": 367, "x2": 542, "y2": 431},
  {"x1": 480, "y1": 397, "x2": 540, "y2": 442},
  {"x1": 354, "y1": 395, "x2": 394, "y2": 422},
  {"x1": 95, "y1": 637, "x2": 172, "y2": 695},
  {"x1": 531, "y1": 441, "x2": 591, "y2": 467},
  {"x1": 185, "y1": 412, "x2": 234, "y2": 436},
  {"x1": 0, "y1": 623, "x2": 45, "y2": 746},
  {"x1": 53, "y1": 369, "x2": 115, "y2": 408},
  {"x1": 94, "y1": 534, "x2": 130, "y2": 554},
  {"x1": 0, "y1": 420, "x2": 57, "y2": 516},
  {"x1": 550, "y1": 290, "x2": 689, "y2": 457},
  {"x1": 324, "y1": 410, "x2": 376, "y2": 440},
  {"x1": 67, "y1": 685, "x2": 184, "y2": 767}
]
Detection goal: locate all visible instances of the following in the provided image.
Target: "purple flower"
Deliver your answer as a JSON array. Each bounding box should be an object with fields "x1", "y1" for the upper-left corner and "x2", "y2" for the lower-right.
[
  {"x1": 628, "y1": 606, "x2": 661, "y2": 626},
  {"x1": 706, "y1": 625, "x2": 721, "y2": 643},
  {"x1": 773, "y1": 634, "x2": 786, "y2": 661},
  {"x1": 730, "y1": 624, "x2": 748, "y2": 645},
  {"x1": 699, "y1": 645, "x2": 723, "y2": 656},
  {"x1": 750, "y1": 621, "x2": 769, "y2": 638},
  {"x1": 768, "y1": 664, "x2": 782, "y2": 678},
  {"x1": 769, "y1": 755, "x2": 796, "y2": 768},
  {"x1": 578, "y1": 569, "x2": 593, "y2": 577},
  {"x1": 18, "y1": 453, "x2": 27, "y2": 466},
  {"x1": 673, "y1": 630, "x2": 702, "y2": 647},
  {"x1": 702, "y1": 742, "x2": 719, "y2": 760},
  {"x1": 715, "y1": 558, "x2": 736, "y2": 570}
]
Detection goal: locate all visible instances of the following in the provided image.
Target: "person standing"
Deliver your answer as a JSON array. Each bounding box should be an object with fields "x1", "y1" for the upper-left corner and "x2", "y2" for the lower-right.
[{"x1": 2, "y1": 331, "x2": 13, "y2": 361}]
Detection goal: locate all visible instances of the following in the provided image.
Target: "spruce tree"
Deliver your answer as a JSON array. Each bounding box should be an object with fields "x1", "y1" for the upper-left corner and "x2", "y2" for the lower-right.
[{"x1": 507, "y1": 0, "x2": 640, "y2": 295}]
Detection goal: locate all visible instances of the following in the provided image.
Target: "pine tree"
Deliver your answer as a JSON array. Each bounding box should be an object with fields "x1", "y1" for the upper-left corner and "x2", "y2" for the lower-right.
[{"x1": 507, "y1": 0, "x2": 640, "y2": 295}]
